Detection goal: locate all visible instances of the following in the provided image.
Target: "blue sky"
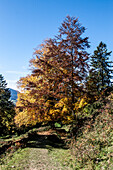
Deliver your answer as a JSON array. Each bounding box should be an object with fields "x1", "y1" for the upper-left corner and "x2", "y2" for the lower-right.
[{"x1": 0, "y1": 0, "x2": 113, "y2": 90}]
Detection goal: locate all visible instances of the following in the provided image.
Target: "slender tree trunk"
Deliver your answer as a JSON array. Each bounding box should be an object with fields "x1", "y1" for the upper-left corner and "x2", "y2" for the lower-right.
[
  {"x1": 71, "y1": 48, "x2": 75, "y2": 119},
  {"x1": 102, "y1": 62, "x2": 104, "y2": 88}
]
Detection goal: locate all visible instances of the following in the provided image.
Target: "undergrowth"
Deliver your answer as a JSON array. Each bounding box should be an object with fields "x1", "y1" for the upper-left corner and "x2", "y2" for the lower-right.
[{"x1": 70, "y1": 93, "x2": 113, "y2": 169}]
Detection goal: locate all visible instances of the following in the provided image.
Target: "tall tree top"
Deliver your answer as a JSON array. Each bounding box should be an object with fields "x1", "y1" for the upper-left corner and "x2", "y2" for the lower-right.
[
  {"x1": 55, "y1": 16, "x2": 90, "y2": 49},
  {"x1": 91, "y1": 41, "x2": 112, "y2": 69},
  {"x1": 94, "y1": 41, "x2": 112, "y2": 57},
  {"x1": 0, "y1": 74, "x2": 7, "y2": 89}
]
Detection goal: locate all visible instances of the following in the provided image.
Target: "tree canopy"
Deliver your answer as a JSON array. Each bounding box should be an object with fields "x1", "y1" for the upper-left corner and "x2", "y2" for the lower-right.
[{"x1": 15, "y1": 16, "x2": 90, "y2": 127}]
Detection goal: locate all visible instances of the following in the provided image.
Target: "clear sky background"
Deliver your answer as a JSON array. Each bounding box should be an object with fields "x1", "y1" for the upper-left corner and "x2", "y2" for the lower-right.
[{"x1": 0, "y1": 0, "x2": 113, "y2": 90}]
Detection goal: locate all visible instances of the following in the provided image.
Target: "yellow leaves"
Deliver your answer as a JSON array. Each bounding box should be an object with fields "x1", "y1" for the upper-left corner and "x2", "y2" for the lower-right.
[
  {"x1": 74, "y1": 96, "x2": 88, "y2": 111},
  {"x1": 15, "y1": 108, "x2": 38, "y2": 127},
  {"x1": 55, "y1": 97, "x2": 70, "y2": 108},
  {"x1": 47, "y1": 108, "x2": 60, "y2": 119},
  {"x1": 15, "y1": 89, "x2": 90, "y2": 127},
  {"x1": 45, "y1": 100, "x2": 54, "y2": 107},
  {"x1": 59, "y1": 67, "x2": 68, "y2": 74},
  {"x1": 62, "y1": 107, "x2": 68, "y2": 113},
  {"x1": 32, "y1": 113, "x2": 35, "y2": 120},
  {"x1": 94, "y1": 95, "x2": 99, "y2": 101},
  {"x1": 54, "y1": 97, "x2": 73, "y2": 123},
  {"x1": 40, "y1": 97, "x2": 73, "y2": 123},
  {"x1": 55, "y1": 101, "x2": 63, "y2": 108},
  {"x1": 49, "y1": 109, "x2": 54, "y2": 115},
  {"x1": 79, "y1": 98, "x2": 88, "y2": 109}
]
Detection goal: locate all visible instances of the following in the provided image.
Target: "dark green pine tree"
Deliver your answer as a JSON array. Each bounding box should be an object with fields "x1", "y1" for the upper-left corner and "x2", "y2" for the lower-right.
[
  {"x1": 90, "y1": 41, "x2": 113, "y2": 92},
  {"x1": 0, "y1": 74, "x2": 15, "y2": 135}
]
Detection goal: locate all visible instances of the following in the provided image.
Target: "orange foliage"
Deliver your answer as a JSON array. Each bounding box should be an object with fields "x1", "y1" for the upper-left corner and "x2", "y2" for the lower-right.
[{"x1": 15, "y1": 16, "x2": 89, "y2": 127}]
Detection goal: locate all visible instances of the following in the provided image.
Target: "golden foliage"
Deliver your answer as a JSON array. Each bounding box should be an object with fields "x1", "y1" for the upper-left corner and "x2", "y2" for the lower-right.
[{"x1": 15, "y1": 16, "x2": 90, "y2": 127}]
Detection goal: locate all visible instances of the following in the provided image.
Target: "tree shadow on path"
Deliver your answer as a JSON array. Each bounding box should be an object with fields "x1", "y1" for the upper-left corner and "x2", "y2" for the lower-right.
[{"x1": 26, "y1": 131, "x2": 68, "y2": 150}]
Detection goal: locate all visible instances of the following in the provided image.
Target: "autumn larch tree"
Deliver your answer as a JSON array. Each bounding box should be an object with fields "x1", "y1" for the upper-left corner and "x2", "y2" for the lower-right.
[
  {"x1": 44, "y1": 16, "x2": 90, "y2": 118},
  {"x1": 15, "y1": 16, "x2": 90, "y2": 127}
]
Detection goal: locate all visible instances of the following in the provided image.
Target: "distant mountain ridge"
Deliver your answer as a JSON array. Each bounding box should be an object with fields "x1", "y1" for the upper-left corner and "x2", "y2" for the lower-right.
[{"x1": 9, "y1": 88, "x2": 19, "y2": 104}]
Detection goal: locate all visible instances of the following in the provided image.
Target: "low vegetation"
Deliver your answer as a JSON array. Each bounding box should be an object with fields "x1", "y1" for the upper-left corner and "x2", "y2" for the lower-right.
[{"x1": 70, "y1": 94, "x2": 113, "y2": 169}]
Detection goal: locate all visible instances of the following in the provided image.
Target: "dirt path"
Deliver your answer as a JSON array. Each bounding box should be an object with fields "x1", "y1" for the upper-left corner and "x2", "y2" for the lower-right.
[
  {"x1": 1, "y1": 129, "x2": 74, "y2": 169},
  {"x1": 27, "y1": 130, "x2": 66, "y2": 170},
  {"x1": 29, "y1": 148, "x2": 62, "y2": 170},
  {"x1": 25, "y1": 130, "x2": 71, "y2": 170}
]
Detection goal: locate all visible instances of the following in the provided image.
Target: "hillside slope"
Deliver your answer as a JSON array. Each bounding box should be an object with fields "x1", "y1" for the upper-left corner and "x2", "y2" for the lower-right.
[
  {"x1": 9, "y1": 88, "x2": 19, "y2": 104},
  {"x1": 70, "y1": 92, "x2": 113, "y2": 169}
]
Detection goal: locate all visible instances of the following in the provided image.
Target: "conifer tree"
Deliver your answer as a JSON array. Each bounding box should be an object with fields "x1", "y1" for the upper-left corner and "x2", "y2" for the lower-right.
[
  {"x1": 90, "y1": 42, "x2": 113, "y2": 92},
  {"x1": 0, "y1": 74, "x2": 15, "y2": 134}
]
